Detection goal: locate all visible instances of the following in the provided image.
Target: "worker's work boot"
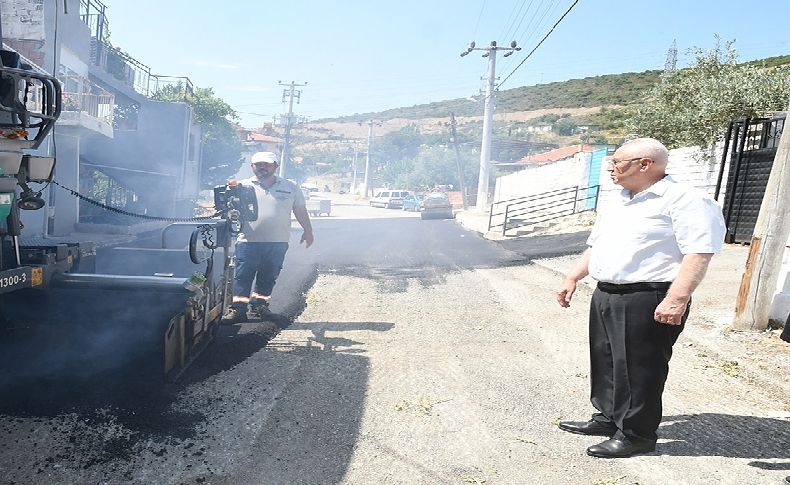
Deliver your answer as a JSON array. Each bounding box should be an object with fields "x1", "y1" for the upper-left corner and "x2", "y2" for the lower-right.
[
  {"x1": 221, "y1": 306, "x2": 245, "y2": 325},
  {"x1": 247, "y1": 301, "x2": 272, "y2": 321}
]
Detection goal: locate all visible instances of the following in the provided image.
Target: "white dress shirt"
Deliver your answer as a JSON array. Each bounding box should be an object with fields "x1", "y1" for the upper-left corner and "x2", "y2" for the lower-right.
[{"x1": 587, "y1": 175, "x2": 726, "y2": 284}]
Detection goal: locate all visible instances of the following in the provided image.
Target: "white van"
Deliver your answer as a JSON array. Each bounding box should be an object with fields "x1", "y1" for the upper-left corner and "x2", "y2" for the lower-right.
[{"x1": 370, "y1": 190, "x2": 410, "y2": 209}]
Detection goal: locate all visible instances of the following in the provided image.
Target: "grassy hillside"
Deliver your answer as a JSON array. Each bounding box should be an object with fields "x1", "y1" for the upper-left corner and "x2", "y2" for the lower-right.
[
  {"x1": 321, "y1": 55, "x2": 790, "y2": 123},
  {"x1": 325, "y1": 70, "x2": 661, "y2": 123}
]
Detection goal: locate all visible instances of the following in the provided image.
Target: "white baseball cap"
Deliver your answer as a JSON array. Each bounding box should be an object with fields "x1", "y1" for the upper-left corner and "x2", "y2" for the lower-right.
[{"x1": 251, "y1": 151, "x2": 278, "y2": 164}]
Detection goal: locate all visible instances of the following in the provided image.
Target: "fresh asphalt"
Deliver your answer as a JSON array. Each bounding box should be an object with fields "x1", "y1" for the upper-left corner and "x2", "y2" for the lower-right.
[{"x1": 0, "y1": 202, "x2": 633, "y2": 485}]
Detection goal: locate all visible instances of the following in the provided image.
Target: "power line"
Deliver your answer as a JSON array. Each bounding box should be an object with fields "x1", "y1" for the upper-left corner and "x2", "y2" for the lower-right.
[
  {"x1": 497, "y1": 0, "x2": 581, "y2": 89},
  {"x1": 513, "y1": 0, "x2": 554, "y2": 48},
  {"x1": 472, "y1": 0, "x2": 487, "y2": 37},
  {"x1": 500, "y1": 0, "x2": 529, "y2": 42},
  {"x1": 498, "y1": 0, "x2": 526, "y2": 41},
  {"x1": 499, "y1": 0, "x2": 551, "y2": 74}
]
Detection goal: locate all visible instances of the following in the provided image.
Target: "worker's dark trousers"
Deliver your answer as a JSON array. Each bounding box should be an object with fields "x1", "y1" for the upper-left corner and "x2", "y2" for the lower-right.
[
  {"x1": 588, "y1": 285, "x2": 688, "y2": 442},
  {"x1": 232, "y1": 241, "x2": 289, "y2": 309}
]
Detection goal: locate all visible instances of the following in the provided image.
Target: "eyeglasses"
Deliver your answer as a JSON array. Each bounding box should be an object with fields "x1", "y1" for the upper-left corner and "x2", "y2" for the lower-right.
[{"x1": 606, "y1": 156, "x2": 644, "y2": 168}]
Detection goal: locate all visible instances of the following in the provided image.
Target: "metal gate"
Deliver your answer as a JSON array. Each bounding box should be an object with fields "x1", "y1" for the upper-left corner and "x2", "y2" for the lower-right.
[{"x1": 716, "y1": 113, "x2": 785, "y2": 244}]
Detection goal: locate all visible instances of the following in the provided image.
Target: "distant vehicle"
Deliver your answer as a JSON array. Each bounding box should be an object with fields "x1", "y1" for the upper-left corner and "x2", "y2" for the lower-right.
[
  {"x1": 402, "y1": 194, "x2": 425, "y2": 212},
  {"x1": 306, "y1": 198, "x2": 331, "y2": 217},
  {"x1": 370, "y1": 190, "x2": 410, "y2": 209},
  {"x1": 421, "y1": 192, "x2": 454, "y2": 219}
]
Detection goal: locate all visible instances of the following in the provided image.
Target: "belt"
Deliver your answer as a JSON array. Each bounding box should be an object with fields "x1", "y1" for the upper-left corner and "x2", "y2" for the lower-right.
[{"x1": 597, "y1": 281, "x2": 672, "y2": 294}]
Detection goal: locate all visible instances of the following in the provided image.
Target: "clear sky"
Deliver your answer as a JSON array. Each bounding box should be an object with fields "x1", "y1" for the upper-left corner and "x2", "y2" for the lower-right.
[{"x1": 100, "y1": 0, "x2": 790, "y2": 129}]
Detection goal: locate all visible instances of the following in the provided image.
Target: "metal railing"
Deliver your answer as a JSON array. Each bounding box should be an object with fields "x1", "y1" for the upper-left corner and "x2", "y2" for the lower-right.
[
  {"x1": 90, "y1": 39, "x2": 195, "y2": 103},
  {"x1": 62, "y1": 91, "x2": 114, "y2": 123},
  {"x1": 91, "y1": 38, "x2": 151, "y2": 96},
  {"x1": 488, "y1": 185, "x2": 600, "y2": 237},
  {"x1": 79, "y1": 0, "x2": 108, "y2": 42},
  {"x1": 59, "y1": 73, "x2": 115, "y2": 124},
  {"x1": 149, "y1": 75, "x2": 194, "y2": 101}
]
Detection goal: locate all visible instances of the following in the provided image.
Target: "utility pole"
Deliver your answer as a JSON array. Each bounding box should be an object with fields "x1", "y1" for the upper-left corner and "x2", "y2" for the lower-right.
[
  {"x1": 733, "y1": 123, "x2": 790, "y2": 330},
  {"x1": 461, "y1": 41, "x2": 520, "y2": 211},
  {"x1": 278, "y1": 80, "x2": 307, "y2": 178},
  {"x1": 351, "y1": 145, "x2": 359, "y2": 195},
  {"x1": 449, "y1": 113, "x2": 468, "y2": 210},
  {"x1": 362, "y1": 120, "x2": 380, "y2": 198}
]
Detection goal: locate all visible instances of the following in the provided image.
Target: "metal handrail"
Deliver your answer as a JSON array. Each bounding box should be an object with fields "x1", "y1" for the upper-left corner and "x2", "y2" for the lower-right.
[
  {"x1": 488, "y1": 185, "x2": 583, "y2": 230},
  {"x1": 503, "y1": 194, "x2": 599, "y2": 234},
  {"x1": 149, "y1": 75, "x2": 194, "y2": 102},
  {"x1": 487, "y1": 184, "x2": 600, "y2": 236}
]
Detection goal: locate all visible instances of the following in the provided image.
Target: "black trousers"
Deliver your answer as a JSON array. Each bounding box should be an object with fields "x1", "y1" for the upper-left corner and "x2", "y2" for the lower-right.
[{"x1": 588, "y1": 283, "x2": 688, "y2": 441}]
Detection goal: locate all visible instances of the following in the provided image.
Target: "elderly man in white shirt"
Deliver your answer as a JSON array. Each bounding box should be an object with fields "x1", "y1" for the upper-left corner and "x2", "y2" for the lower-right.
[{"x1": 556, "y1": 138, "x2": 726, "y2": 458}]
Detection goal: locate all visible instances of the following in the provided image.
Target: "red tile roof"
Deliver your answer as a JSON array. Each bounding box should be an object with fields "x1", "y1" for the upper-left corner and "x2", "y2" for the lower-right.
[
  {"x1": 248, "y1": 133, "x2": 282, "y2": 143},
  {"x1": 519, "y1": 144, "x2": 596, "y2": 164}
]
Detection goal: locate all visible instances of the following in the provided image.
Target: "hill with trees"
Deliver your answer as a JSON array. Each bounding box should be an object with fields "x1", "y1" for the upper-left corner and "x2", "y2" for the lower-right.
[
  {"x1": 323, "y1": 70, "x2": 662, "y2": 123},
  {"x1": 288, "y1": 49, "x2": 790, "y2": 193}
]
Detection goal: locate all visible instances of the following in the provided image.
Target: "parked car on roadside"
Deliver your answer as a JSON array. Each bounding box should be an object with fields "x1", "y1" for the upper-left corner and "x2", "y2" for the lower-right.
[
  {"x1": 402, "y1": 194, "x2": 425, "y2": 212},
  {"x1": 370, "y1": 190, "x2": 410, "y2": 209},
  {"x1": 420, "y1": 192, "x2": 454, "y2": 219}
]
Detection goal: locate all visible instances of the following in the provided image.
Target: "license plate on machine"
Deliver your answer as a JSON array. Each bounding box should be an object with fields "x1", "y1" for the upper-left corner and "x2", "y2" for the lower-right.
[{"x1": 0, "y1": 267, "x2": 33, "y2": 294}]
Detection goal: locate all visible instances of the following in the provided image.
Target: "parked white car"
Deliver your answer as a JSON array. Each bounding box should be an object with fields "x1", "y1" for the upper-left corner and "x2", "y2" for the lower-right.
[{"x1": 370, "y1": 190, "x2": 410, "y2": 209}]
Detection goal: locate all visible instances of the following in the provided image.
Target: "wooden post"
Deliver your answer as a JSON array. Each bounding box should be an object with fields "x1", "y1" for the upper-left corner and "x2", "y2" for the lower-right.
[{"x1": 732, "y1": 117, "x2": 790, "y2": 330}]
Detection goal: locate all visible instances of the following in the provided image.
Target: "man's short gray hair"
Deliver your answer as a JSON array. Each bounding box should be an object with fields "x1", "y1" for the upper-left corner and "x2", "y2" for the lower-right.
[{"x1": 620, "y1": 138, "x2": 669, "y2": 165}]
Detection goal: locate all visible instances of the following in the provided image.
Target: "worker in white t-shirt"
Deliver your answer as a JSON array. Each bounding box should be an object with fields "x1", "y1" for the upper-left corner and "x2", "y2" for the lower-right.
[{"x1": 222, "y1": 151, "x2": 313, "y2": 324}]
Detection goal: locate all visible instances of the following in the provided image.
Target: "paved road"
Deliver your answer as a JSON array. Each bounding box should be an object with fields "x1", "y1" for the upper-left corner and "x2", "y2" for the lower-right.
[{"x1": 0, "y1": 195, "x2": 787, "y2": 484}]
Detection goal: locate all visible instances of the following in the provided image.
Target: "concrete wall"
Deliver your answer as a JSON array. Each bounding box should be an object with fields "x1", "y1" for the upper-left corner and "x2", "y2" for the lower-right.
[
  {"x1": 493, "y1": 151, "x2": 592, "y2": 203},
  {"x1": 1, "y1": 0, "x2": 45, "y2": 67}
]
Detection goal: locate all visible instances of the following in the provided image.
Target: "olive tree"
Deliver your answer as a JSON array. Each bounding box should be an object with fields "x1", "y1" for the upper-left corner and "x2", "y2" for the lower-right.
[
  {"x1": 153, "y1": 86, "x2": 242, "y2": 187},
  {"x1": 628, "y1": 38, "x2": 790, "y2": 149}
]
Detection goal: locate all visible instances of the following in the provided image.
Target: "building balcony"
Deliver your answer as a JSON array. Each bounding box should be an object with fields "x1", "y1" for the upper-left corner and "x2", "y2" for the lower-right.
[
  {"x1": 58, "y1": 73, "x2": 114, "y2": 137},
  {"x1": 89, "y1": 39, "x2": 193, "y2": 103},
  {"x1": 90, "y1": 38, "x2": 151, "y2": 97}
]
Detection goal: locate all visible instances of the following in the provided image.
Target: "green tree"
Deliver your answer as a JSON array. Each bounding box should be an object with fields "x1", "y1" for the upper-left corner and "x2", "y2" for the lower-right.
[
  {"x1": 628, "y1": 37, "x2": 790, "y2": 148},
  {"x1": 555, "y1": 117, "x2": 579, "y2": 136},
  {"x1": 153, "y1": 85, "x2": 242, "y2": 187},
  {"x1": 372, "y1": 124, "x2": 422, "y2": 162}
]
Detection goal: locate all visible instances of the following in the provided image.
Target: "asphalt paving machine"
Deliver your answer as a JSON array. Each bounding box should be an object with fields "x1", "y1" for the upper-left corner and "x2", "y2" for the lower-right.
[{"x1": 0, "y1": 48, "x2": 257, "y2": 383}]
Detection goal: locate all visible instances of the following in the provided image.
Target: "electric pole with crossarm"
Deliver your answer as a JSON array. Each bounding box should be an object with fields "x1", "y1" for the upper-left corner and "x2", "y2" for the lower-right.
[
  {"x1": 461, "y1": 41, "x2": 520, "y2": 211},
  {"x1": 278, "y1": 81, "x2": 307, "y2": 178}
]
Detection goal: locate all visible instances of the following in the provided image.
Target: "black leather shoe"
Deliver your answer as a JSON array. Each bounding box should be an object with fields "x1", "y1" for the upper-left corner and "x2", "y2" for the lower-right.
[
  {"x1": 586, "y1": 437, "x2": 656, "y2": 458},
  {"x1": 558, "y1": 420, "x2": 617, "y2": 436}
]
